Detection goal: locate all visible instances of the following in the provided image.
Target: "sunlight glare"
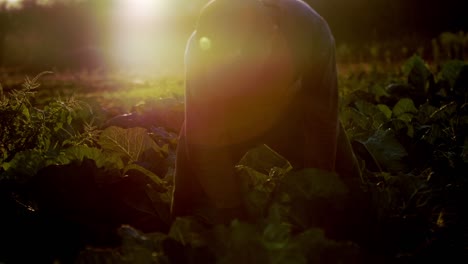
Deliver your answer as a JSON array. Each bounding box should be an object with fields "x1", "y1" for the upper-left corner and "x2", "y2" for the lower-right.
[
  {"x1": 199, "y1": 37, "x2": 212, "y2": 51},
  {"x1": 4, "y1": 0, "x2": 22, "y2": 9},
  {"x1": 111, "y1": 0, "x2": 179, "y2": 75},
  {"x1": 117, "y1": 0, "x2": 166, "y2": 19}
]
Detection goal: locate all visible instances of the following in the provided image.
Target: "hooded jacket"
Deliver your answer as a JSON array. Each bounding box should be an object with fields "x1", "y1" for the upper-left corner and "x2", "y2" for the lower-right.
[{"x1": 171, "y1": 0, "x2": 360, "y2": 223}]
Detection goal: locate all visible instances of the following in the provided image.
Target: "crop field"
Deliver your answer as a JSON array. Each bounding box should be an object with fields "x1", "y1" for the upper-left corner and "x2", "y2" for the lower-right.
[{"x1": 0, "y1": 51, "x2": 467, "y2": 264}]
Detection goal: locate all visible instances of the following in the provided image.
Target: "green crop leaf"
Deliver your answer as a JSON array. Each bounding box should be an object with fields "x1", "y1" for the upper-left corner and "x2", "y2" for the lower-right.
[
  {"x1": 117, "y1": 225, "x2": 168, "y2": 264},
  {"x1": 290, "y1": 228, "x2": 360, "y2": 263},
  {"x1": 262, "y1": 222, "x2": 291, "y2": 250},
  {"x1": 393, "y1": 98, "x2": 418, "y2": 117},
  {"x1": 236, "y1": 165, "x2": 275, "y2": 218},
  {"x1": 369, "y1": 84, "x2": 389, "y2": 98},
  {"x1": 57, "y1": 145, "x2": 101, "y2": 162},
  {"x1": 355, "y1": 100, "x2": 389, "y2": 128},
  {"x1": 98, "y1": 126, "x2": 161, "y2": 163},
  {"x1": 217, "y1": 220, "x2": 270, "y2": 264},
  {"x1": 377, "y1": 104, "x2": 393, "y2": 120},
  {"x1": 417, "y1": 102, "x2": 438, "y2": 124},
  {"x1": 363, "y1": 129, "x2": 408, "y2": 172},
  {"x1": 21, "y1": 105, "x2": 30, "y2": 120},
  {"x1": 437, "y1": 60, "x2": 466, "y2": 88},
  {"x1": 430, "y1": 101, "x2": 457, "y2": 121},
  {"x1": 270, "y1": 168, "x2": 350, "y2": 235},
  {"x1": 123, "y1": 163, "x2": 164, "y2": 186},
  {"x1": 236, "y1": 144, "x2": 292, "y2": 218},
  {"x1": 1, "y1": 149, "x2": 46, "y2": 182},
  {"x1": 278, "y1": 168, "x2": 348, "y2": 200},
  {"x1": 341, "y1": 107, "x2": 371, "y2": 134},
  {"x1": 237, "y1": 144, "x2": 292, "y2": 175},
  {"x1": 168, "y1": 217, "x2": 208, "y2": 247},
  {"x1": 144, "y1": 183, "x2": 172, "y2": 225},
  {"x1": 57, "y1": 145, "x2": 124, "y2": 170},
  {"x1": 402, "y1": 55, "x2": 432, "y2": 92},
  {"x1": 355, "y1": 100, "x2": 377, "y2": 117},
  {"x1": 397, "y1": 113, "x2": 414, "y2": 123},
  {"x1": 401, "y1": 54, "x2": 428, "y2": 76}
]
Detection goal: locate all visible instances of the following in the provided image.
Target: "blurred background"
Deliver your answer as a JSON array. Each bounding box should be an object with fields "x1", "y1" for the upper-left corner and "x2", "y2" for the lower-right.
[{"x1": 0, "y1": 0, "x2": 467, "y2": 75}]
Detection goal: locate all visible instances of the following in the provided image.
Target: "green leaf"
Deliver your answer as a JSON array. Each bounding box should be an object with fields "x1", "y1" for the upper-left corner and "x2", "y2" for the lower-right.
[
  {"x1": 98, "y1": 126, "x2": 161, "y2": 163},
  {"x1": 430, "y1": 101, "x2": 457, "y2": 121},
  {"x1": 341, "y1": 107, "x2": 371, "y2": 132},
  {"x1": 393, "y1": 98, "x2": 418, "y2": 117},
  {"x1": 123, "y1": 163, "x2": 164, "y2": 186},
  {"x1": 363, "y1": 129, "x2": 408, "y2": 172},
  {"x1": 401, "y1": 55, "x2": 432, "y2": 93},
  {"x1": 369, "y1": 84, "x2": 389, "y2": 98},
  {"x1": 236, "y1": 165, "x2": 275, "y2": 218},
  {"x1": 1, "y1": 150, "x2": 46, "y2": 182},
  {"x1": 397, "y1": 113, "x2": 414, "y2": 123},
  {"x1": 437, "y1": 60, "x2": 466, "y2": 88},
  {"x1": 21, "y1": 105, "x2": 30, "y2": 120},
  {"x1": 144, "y1": 184, "x2": 171, "y2": 225},
  {"x1": 168, "y1": 217, "x2": 208, "y2": 247},
  {"x1": 417, "y1": 102, "x2": 438, "y2": 124},
  {"x1": 402, "y1": 55, "x2": 426, "y2": 75},
  {"x1": 56, "y1": 145, "x2": 101, "y2": 161},
  {"x1": 236, "y1": 145, "x2": 292, "y2": 218},
  {"x1": 116, "y1": 225, "x2": 168, "y2": 263},
  {"x1": 262, "y1": 222, "x2": 291, "y2": 250},
  {"x1": 377, "y1": 104, "x2": 392, "y2": 120},
  {"x1": 354, "y1": 101, "x2": 389, "y2": 128},
  {"x1": 60, "y1": 110, "x2": 68, "y2": 124},
  {"x1": 279, "y1": 168, "x2": 348, "y2": 200},
  {"x1": 67, "y1": 113, "x2": 73, "y2": 125},
  {"x1": 290, "y1": 228, "x2": 360, "y2": 263},
  {"x1": 218, "y1": 220, "x2": 269, "y2": 263},
  {"x1": 57, "y1": 145, "x2": 124, "y2": 170},
  {"x1": 355, "y1": 100, "x2": 377, "y2": 116},
  {"x1": 237, "y1": 144, "x2": 292, "y2": 175}
]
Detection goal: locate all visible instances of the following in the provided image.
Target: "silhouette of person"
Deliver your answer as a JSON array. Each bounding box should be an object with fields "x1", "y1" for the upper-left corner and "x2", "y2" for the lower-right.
[{"x1": 171, "y1": 0, "x2": 360, "y2": 224}]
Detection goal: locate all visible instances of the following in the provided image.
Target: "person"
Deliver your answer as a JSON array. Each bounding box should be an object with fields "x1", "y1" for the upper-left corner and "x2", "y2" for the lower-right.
[{"x1": 171, "y1": 0, "x2": 360, "y2": 224}]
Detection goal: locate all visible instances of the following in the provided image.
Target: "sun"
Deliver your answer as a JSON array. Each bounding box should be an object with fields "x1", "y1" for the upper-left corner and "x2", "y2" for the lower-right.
[
  {"x1": 3, "y1": 0, "x2": 22, "y2": 9},
  {"x1": 117, "y1": 0, "x2": 167, "y2": 19},
  {"x1": 111, "y1": 0, "x2": 173, "y2": 73}
]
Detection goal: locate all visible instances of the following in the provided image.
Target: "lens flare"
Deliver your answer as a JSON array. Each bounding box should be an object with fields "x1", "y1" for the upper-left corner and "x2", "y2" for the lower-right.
[
  {"x1": 111, "y1": 0, "x2": 174, "y2": 73},
  {"x1": 4, "y1": 0, "x2": 22, "y2": 9},
  {"x1": 117, "y1": 0, "x2": 165, "y2": 19},
  {"x1": 199, "y1": 37, "x2": 212, "y2": 51}
]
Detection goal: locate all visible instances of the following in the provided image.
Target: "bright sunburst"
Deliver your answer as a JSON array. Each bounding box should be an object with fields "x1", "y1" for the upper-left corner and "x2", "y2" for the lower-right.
[
  {"x1": 2, "y1": 0, "x2": 22, "y2": 9},
  {"x1": 117, "y1": 0, "x2": 167, "y2": 19},
  {"x1": 112, "y1": 0, "x2": 172, "y2": 73}
]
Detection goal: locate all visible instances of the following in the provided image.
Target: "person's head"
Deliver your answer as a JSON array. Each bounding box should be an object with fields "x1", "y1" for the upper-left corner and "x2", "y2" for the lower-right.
[
  {"x1": 195, "y1": 0, "x2": 276, "y2": 71},
  {"x1": 189, "y1": 0, "x2": 298, "y2": 144}
]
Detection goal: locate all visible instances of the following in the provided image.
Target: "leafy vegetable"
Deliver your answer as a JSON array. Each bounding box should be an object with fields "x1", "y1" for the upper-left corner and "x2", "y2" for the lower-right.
[
  {"x1": 235, "y1": 144, "x2": 292, "y2": 218},
  {"x1": 237, "y1": 144, "x2": 292, "y2": 174},
  {"x1": 278, "y1": 169, "x2": 348, "y2": 200},
  {"x1": 56, "y1": 145, "x2": 124, "y2": 170},
  {"x1": 99, "y1": 126, "x2": 163, "y2": 163},
  {"x1": 362, "y1": 129, "x2": 408, "y2": 172},
  {"x1": 402, "y1": 54, "x2": 432, "y2": 93},
  {"x1": 2, "y1": 51, "x2": 468, "y2": 264},
  {"x1": 392, "y1": 98, "x2": 418, "y2": 117},
  {"x1": 437, "y1": 60, "x2": 466, "y2": 88}
]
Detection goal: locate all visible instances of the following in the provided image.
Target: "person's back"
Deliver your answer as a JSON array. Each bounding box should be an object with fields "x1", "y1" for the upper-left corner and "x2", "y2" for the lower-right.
[{"x1": 171, "y1": 0, "x2": 360, "y2": 224}]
